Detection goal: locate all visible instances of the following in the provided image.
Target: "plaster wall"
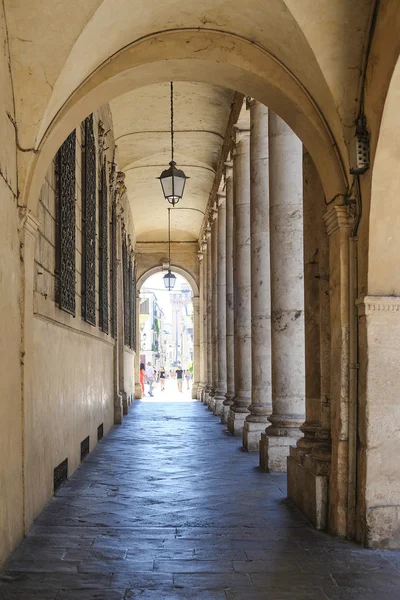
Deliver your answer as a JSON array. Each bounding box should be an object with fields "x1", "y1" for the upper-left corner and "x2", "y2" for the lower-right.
[
  {"x1": 23, "y1": 104, "x2": 128, "y2": 532},
  {"x1": 0, "y1": 2, "x2": 23, "y2": 565}
]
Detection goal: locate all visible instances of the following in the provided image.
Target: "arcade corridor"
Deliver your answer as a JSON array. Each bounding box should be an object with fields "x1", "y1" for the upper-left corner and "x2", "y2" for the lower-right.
[{"x1": 1, "y1": 401, "x2": 399, "y2": 600}]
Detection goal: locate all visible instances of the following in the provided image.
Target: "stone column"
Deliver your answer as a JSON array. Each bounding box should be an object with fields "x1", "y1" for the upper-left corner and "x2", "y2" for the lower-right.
[
  {"x1": 205, "y1": 225, "x2": 213, "y2": 407},
  {"x1": 287, "y1": 151, "x2": 330, "y2": 529},
  {"x1": 243, "y1": 100, "x2": 272, "y2": 451},
  {"x1": 192, "y1": 295, "x2": 200, "y2": 399},
  {"x1": 118, "y1": 223, "x2": 128, "y2": 416},
  {"x1": 134, "y1": 293, "x2": 143, "y2": 399},
  {"x1": 260, "y1": 113, "x2": 305, "y2": 471},
  {"x1": 228, "y1": 122, "x2": 252, "y2": 436},
  {"x1": 197, "y1": 247, "x2": 206, "y2": 400},
  {"x1": 221, "y1": 158, "x2": 235, "y2": 424},
  {"x1": 209, "y1": 207, "x2": 219, "y2": 413},
  {"x1": 213, "y1": 191, "x2": 227, "y2": 415},
  {"x1": 201, "y1": 239, "x2": 209, "y2": 403}
]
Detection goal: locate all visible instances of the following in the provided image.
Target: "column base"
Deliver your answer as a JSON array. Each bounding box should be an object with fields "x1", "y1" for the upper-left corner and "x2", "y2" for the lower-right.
[
  {"x1": 114, "y1": 393, "x2": 123, "y2": 425},
  {"x1": 135, "y1": 383, "x2": 143, "y2": 400},
  {"x1": 197, "y1": 384, "x2": 205, "y2": 401},
  {"x1": 221, "y1": 399, "x2": 234, "y2": 424},
  {"x1": 287, "y1": 455, "x2": 328, "y2": 530},
  {"x1": 242, "y1": 421, "x2": 267, "y2": 452},
  {"x1": 213, "y1": 394, "x2": 225, "y2": 416},
  {"x1": 121, "y1": 390, "x2": 128, "y2": 416},
  {"x1": 227, "y1": 409, "x2": 247, "y2": 436},
  {"x1": 192, "y1": 382, "x2": 200, "y2": 400},
  {"x1": 259, "y1": 432, "x2": 295, "y2": 472}
]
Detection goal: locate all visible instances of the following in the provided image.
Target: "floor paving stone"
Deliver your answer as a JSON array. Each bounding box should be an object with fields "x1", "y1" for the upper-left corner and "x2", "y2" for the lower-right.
[{"x1": 1, "y1": 399, "x2": 399, "y2": 599}]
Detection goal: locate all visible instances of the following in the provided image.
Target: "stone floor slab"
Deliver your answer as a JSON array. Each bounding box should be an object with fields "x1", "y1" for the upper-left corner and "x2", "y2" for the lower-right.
[{"x1": 1, "y1": 400, "x2": 399, "y2": 599}]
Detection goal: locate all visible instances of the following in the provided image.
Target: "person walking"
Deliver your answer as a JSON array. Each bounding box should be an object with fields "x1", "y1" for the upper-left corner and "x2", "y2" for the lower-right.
[
  {"x1": 145, "y1": 362, "x2": 155, "y2": 397},
  {"x1": 185, "y1": 369, "x2": 191, "y2": 390},
  {"x1": 140, "y1": 362, "x2": 146, "y2": 395},
  {"x1": 175, "y1": 364, "x2": 183, "y2": 393},
  {"x1": 160, "y1": 367, "x2": 166, "y2": 391}
]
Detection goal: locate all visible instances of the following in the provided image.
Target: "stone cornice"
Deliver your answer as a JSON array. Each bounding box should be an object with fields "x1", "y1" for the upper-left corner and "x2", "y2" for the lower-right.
[
  {"x1": 323, "y1": 206, "x2": 353, "y2": 236},
  {"x1": 357, "y1": 296, "x2": 400, "y2": 316}
]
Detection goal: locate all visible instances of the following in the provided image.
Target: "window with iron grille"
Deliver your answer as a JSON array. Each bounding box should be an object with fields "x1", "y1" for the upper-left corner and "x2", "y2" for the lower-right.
[
  {"x1": 99, "y1": 158, "x2": 109, "y2": 334},
  {"x1": 110, "y1": 193, "x2": 117, "y2": 339},
  {"x1": 131, "y1": 264, "x2": 137, "y2": 351},
  {"x1": 122, "y1": 234, "x2": 130, "y2": 347},
  {"x1": 81, "y1": 115, "x2": 96, "y2": 326},
  {"x1": 80, "y1": 436, "x2": 90, "y2": 462},
  {"x1": 55, "y1": 131, "x2": 76, "y2": 316}
]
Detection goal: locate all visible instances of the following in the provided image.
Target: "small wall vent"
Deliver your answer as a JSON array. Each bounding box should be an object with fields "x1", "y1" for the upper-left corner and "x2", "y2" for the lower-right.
[
  {"x1": 54, "y1": 458, "x2": 68, "y2": 493},
  {"x1": 80, "y1": 436, "x2": 90, "y2": 462},
  {"x1": 97, "y1": 423, "x2": 104, "y2": 441}
]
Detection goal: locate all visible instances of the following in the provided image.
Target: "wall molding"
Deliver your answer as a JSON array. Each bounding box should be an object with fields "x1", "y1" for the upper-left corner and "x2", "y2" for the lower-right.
[{"x1": 357, "y1": 295, "x2": 400, "y2": 315}]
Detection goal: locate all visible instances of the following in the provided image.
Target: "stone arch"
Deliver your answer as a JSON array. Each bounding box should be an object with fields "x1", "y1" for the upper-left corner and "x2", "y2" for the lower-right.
[
  {"x1": 368, "y1": 52, "x2": 400, "y2": 295},
  {"x1": 137, "y1": 264, "x2": 199, "y2": 298},
  {"x1": 23, "y1": 28, "x2": 347, "y2": 216}
]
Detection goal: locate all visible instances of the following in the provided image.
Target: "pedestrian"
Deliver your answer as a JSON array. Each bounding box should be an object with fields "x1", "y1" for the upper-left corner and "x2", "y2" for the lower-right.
[
  {"x1": 185, "y1": 369, "x2": 191, "y2": 390},
  {"x1": 175, "y1": 364, "x2": 183, "y2": 392},
  {"x1": 140, "y1": 362, "x2": 146, "y2": 395},
  {"x1": 145, "y1": 362, "x2": 155, "y2": 397},
  {"x1": 160, "y1": 367, "x2": 166, "y2": 391}
]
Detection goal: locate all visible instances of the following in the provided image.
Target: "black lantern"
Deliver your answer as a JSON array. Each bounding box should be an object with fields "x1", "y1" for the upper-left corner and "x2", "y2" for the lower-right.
[
  {"x1": 163, "y1": 269, "x2": 176, "y2": 290},
  {"x1": 158, "y1": 82, "x2": 188, "y2": 207}
]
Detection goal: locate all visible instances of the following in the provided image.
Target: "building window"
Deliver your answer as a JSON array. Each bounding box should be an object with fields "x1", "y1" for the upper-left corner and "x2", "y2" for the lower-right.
[
  {"x1": 99, "y1": 157, "x2": 109, "y2": 334},
  {"x1": 81, "y1": 114, "x2": 96, "y2": 326},
  {"x1": 55, "y1": 130, "x2": 76, "y2": 316},
  {"x1": 110, "y1": 187, "x2": 117, "y2": 339}
]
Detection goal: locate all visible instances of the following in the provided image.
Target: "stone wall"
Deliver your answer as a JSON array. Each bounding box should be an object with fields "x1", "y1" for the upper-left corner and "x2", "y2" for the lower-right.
[{"x1": 0, "y1": 2, "x2": 23, "y2": 564}]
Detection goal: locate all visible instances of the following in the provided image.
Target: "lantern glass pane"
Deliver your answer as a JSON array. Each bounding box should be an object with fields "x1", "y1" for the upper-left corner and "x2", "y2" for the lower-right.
[{"x1": 160, "y1": 175, "x2": 174, "y2": 199}]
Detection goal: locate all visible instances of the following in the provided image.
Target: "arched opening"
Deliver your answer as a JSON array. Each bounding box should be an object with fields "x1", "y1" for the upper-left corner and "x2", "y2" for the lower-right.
[{"x1": 138, "y1": 271, "x2": 196, "y2": 402}]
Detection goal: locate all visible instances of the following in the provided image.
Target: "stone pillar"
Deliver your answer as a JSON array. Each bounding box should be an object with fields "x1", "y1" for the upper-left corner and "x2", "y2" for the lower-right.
[
  {"x1": 221, "y1": 159, "x2": 235, "y2": 424},
  {"x1": 213, "y1": 191, "x2": 227, "y2": 415},
  {"x1": 197, "y1": 247, "x2": 206, "y2": 400},
  {"x1": 243, "y1": 100, "x2": 272, "y2": 451},
  {"x1": 323, "y1": 206, "x2": 352, "y2": 537},
  {"x1": 209, "y1": 207, "x2": 219, "y2": 413},
  {"x1": 205, "y1": 225, "x2": 213, "y2": 407},
  {"x1": 134, "y1": 293, "x2": 142, "y2": 400},
  {"x1": 118, "y1": 223, "x2": 128, "y2": 416},
  {"x1": 201, "y1": 239, "x2": 209, "y2": 403},
  {"x1": 260, "y1": 113, "x2": 305, "y2": 471},
  {"x1": 287, "y1": 151, "x2": 330, "y2": 529},
  {"x1": 228, "y1": 122, "x2": 252, "y2": 436},
  {"x1": 192, "y1": 295, "x2": 200, "y2": 399}
]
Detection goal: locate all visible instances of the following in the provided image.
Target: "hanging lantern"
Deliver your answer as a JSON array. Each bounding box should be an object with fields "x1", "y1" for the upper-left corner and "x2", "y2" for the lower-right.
[
  {"x1": 158, "y1": 82, "x2": 188, "y2": 206},
  {"x1": 158, "y1": 161, "x2": 188, "y2": 206},
  {"x1": 163, "y1": 269, "x2": 176, "y2": 290}
]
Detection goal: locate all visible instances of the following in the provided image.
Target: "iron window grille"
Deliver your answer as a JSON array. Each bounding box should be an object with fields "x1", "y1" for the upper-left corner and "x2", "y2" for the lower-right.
[
  {"x1": 99, "y1": 157, "x2": 109, "y2": 334},
  {"x1": 81, "y1": 115, "x2": 96, "y2": 326},
  {"x1": 55, "y1": 130, "x2": 76, "y2": 316}
]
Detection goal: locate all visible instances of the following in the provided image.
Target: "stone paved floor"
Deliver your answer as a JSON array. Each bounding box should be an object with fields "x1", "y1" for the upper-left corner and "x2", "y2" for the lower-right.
[{"x1": 1, "y1": 399, "x2": 400, "y2": 599}]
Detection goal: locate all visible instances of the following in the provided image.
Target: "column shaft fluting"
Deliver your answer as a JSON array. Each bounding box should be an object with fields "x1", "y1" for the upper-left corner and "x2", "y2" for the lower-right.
[
  {"x1": 209, "y1": 212, "x2": 219, "y2": 412},
  {"x1": 221, "y1": 160, "x2": 235, "y2": 424},
  {"x1": 206, "y1": 229, "x2": 213, "y2": 406},
  {"x1": 260, "y1": 112, "x2": 305, "y2": 471},
  {"x1": 243, "y1": 101, "x2": 272, "y2": 451},
  {"x1": 198, "y1": 247, "x2": 206, "y2": 400},
  {"x1": 213, "y1": 193, "x2": 227, "y2": 415},
  {"x1": 228, "y1": 125, "x2": 252, "y2": 436}
]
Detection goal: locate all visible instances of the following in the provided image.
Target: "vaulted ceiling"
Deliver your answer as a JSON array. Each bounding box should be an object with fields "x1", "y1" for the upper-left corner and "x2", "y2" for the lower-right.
[{"x1": 110, "y1": 83, "x2": 235, "y2": 242}]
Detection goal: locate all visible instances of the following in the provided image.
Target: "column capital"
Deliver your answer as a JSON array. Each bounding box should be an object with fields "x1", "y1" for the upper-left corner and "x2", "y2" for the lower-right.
[
  {"x1": 233, "y1": 126, "x2": 250, "y2": 146},
  {"x1": 323, "y1": 206, "x2": 353, "y2": 236},
  {"x1": 197, "y1": 250, "x2": 204, "y2": 262},
  {"x1": 246, "y1": 97, "x2": 256, "y2": 109},
  {"x1": 18, "y1": 207, "x2": 40, "y2": 237}
]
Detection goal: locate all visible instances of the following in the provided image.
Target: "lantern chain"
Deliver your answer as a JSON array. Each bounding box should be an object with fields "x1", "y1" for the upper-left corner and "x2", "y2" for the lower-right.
[{"x1": 170, "y1": 81, "x2": 174, "y2": 163}]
